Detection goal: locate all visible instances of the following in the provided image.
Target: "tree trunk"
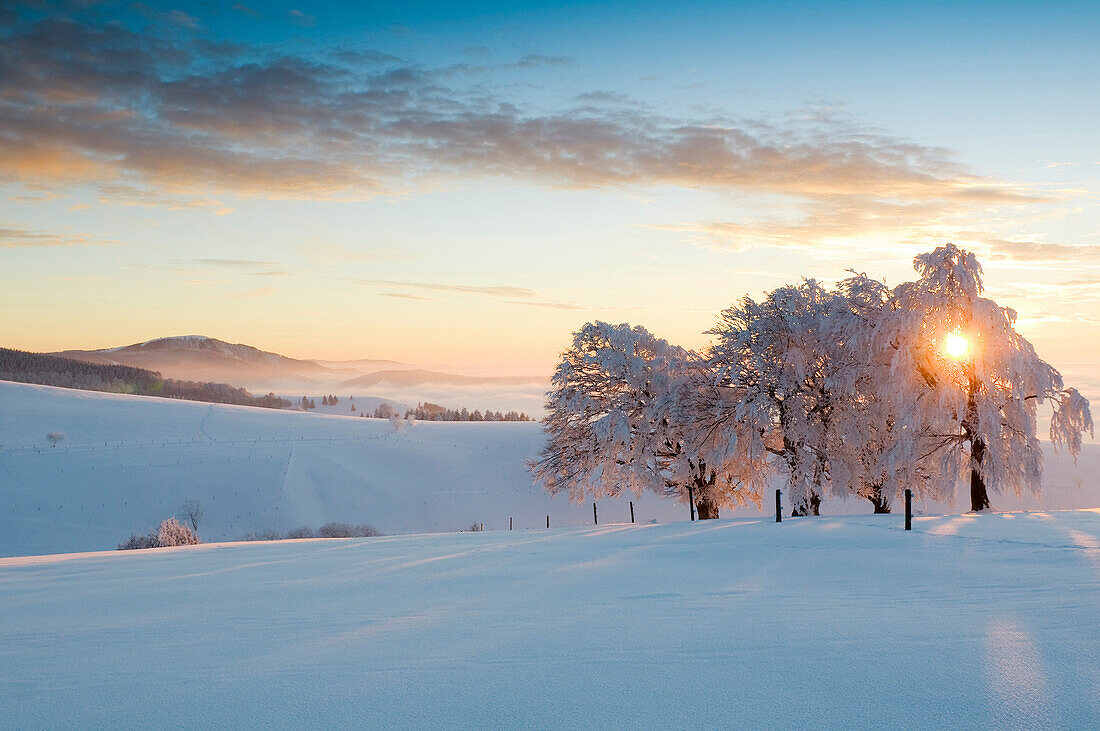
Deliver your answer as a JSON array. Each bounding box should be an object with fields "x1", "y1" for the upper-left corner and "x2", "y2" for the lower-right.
[
  {"x1": 970, "y1": 438, "x2": 991, "y2": 512},
  {"x1": 868, "y1": 485, "x2": 891, "y2": 514},
  {"x1": 695, "y1": 496, "x2": 720, "y2": 520},
  {"x1": 790, "y1": 491, "x2": 821, "y2": 517},
  {"x1": 965, "y1": 370, "x2": 991, "y2": 512}
]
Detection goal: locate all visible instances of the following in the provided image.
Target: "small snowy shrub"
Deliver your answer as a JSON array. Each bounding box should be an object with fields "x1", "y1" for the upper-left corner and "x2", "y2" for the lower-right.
[
  {"x1": 156, "y1": 517, "x2": 200, "y2": 547},
  {"x1": 46, "y1": 431, "x2": 66, "y2": 447},
  {"x1": 287, "y1": 526, "x2": 314, "y2": 539},
  {"x1": 117, "y1": 518, "x2": 199, "y2": 549}
]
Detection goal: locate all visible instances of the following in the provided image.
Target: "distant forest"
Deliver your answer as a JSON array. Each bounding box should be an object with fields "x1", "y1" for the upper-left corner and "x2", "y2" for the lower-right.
[
  {"x1": 0, "y1": 347, "x2": 290, "y2": 409},
  {"x1": 398, "y1": 402, "x2": 531, "y2": 422}
]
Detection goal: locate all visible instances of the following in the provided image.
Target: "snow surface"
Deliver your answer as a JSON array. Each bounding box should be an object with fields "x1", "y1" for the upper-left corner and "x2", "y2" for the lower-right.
[
  {"x1": 2, "y1": 511, "x2": 1100, "y2": 727},
  {"x1": 0, "y1": 381, "x2": 683, "y2": 556}
]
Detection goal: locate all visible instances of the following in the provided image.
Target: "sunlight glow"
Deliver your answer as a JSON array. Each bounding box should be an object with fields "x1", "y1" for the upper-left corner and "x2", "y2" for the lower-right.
[{"x1": 945, "y1": 332, "x2": 970, "y2": 359}]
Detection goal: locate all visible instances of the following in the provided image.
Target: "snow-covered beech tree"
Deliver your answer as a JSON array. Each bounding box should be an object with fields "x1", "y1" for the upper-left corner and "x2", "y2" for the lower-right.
[
  {"x1": 876, "y1": 244, "x2": 1093, "y2": 511},
  {"x1": 708, "y1": 280, "x2": 856, "y2": 516},
  {"x1": 531, "y1": 322, "x2": 762, "y2": 519},
  {"x1": 821, "y1": 272, "x2": 952, "y2": 512}
]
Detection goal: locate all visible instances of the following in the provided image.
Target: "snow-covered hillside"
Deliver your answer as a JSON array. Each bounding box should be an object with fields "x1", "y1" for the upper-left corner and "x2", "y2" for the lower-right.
[
  {"x1": 1, "y1": 379, "x2": 1096, "y2": 558},
  {"x1": 0, "y1": 381, "x2": 681, "y2": 557},
  {"x1": 3, "y1": 511, "x2": 1100, "y2": 727}
]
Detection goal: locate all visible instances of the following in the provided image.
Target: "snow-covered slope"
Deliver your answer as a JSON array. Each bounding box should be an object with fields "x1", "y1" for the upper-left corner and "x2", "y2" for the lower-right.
[
  {"x1": 1, "y1": 379, "x2": 1097, "y2": 558},
  {"x1": 2, "y1": 511, "x2": 1099, "y2": 727},
  {"x1": 0, "y1": 381, "x2": 679, "y2": 556}
]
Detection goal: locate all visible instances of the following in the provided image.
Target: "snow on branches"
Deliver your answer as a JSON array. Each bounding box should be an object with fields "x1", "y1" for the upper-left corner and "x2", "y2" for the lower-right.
[
  {"x1": 533, "y1": 245, "x2": 1093, "y2": 516},
  {"x1": 529, "y1": 322, "x2": 760, "y2": 518}
]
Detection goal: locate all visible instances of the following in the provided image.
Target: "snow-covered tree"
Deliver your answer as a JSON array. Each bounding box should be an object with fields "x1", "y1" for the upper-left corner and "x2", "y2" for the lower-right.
[
  {"x1": 531, "y1": 322, "x2": 760, "y2": 519},
  {"x1": 877, "y1": 244, "x2": 1093, "y2": 511},
  {"x1": 708, "y1": 280, "x2": 852, "y2": 515}
]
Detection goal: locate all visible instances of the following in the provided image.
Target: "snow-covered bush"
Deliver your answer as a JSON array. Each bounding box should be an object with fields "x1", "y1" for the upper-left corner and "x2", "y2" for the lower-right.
[
  {"x1": 156, "y1": 518, "x2": 200, "y2": 546},
  {"x1": 117, "y1": 517, "x2": 199, "y2": 549},
  {"x1": 46, "y1": 431, "x2": 66, "y2": 447},
  {"x1": 286, "y1": 526, "x2": 315, "y2": 539}
]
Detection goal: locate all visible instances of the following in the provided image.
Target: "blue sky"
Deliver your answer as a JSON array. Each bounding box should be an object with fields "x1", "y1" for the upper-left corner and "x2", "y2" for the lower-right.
[{"x1": 1, "y1": 0, "x2": 1098, "y2": 379}]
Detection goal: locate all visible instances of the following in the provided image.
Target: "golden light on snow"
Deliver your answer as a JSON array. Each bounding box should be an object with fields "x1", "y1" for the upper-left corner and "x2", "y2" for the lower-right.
[{"x1": 944, "y1": 332, "x2": 970, "y2": 359}]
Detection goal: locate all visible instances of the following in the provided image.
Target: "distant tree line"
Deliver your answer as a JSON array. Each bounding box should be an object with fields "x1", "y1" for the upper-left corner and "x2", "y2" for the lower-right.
[
  {"x1": 0, "y1": 347, "x2": 161, "y2": 392},
  {"x1": 391, "y1": 402, "x2": 531, "y2": 422},
  {"x1": 242, "y1": 522, "x2": 381, "y2": 541},
  {"x1": 0, "y1": 347, "x2": 290, "y2": 409}
]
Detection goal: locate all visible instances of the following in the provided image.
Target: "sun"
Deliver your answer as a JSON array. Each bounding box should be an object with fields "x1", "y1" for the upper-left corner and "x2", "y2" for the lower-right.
[{"x1": 944, "y1": 332, "x2": 969, "y2": 359}]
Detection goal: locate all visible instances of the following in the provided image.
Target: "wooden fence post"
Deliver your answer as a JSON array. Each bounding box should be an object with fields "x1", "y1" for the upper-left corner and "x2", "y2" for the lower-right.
[
  {"x1": 688, "y1": 485, "x2": 696, "y2": 521},
  {"x1": 593, "y1": 502, "x2": 598, "y2": 525},
  {"x1": 775, "y1": 489, "x2": 782, "y2": 523},
  {"x1": 630, "y1": 501, "x2": 635, "y2": 523},
  {"x1": 905, "y1": 489, "x2": 912, "y2": 531}
]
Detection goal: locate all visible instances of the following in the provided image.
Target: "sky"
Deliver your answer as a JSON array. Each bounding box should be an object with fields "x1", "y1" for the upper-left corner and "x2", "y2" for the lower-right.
[{"x1": 1, "y1": 0, "x2": 1098, "y2": 382}]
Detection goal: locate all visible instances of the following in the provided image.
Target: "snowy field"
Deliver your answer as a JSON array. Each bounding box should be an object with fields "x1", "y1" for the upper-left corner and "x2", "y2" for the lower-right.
[
  {"x1": 2, "y1": 511, "x2": 1100, "y2": 727},
  {"x1": 0, "y1": 381, "x2": 683, "y2": 557},
  {"x1": 1, "y1": 380, "x2": 1097, "y2": 557}
]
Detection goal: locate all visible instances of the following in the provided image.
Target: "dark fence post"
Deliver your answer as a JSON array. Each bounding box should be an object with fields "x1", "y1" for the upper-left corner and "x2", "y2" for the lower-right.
[
  {"x1": 629, "y1": 501, "x2": 635, "y2": 523},
  {"x1": 688, "y1": 485, "x2": 696, "y2": 521},
  {"x1": 593, "y1": 502, "x2": 598, "y2": 525},
  {"x1": 509, "y1": 517, "x2": 512, "y2": 530},
  {"x1": 546, "y1": 515, "x2": 549, "y2": 528},
  {"x1": 775, "y1": 489, "x2": 782, "y2": 523},
  {"x1": 905, "y1": 489, "x2": 912, "y2": 531}
]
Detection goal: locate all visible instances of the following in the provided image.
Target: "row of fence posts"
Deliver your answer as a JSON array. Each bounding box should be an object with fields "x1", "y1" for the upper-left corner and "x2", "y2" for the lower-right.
[
  {"x1": 509, "y1": 488, "x2": 915, "y2": 532},
  {"x1": 774, "y1": 488, "x2": 914, "y2": 529},
  {"x1": 504, "y1": 499, "x2": 640, "y2": 530}
]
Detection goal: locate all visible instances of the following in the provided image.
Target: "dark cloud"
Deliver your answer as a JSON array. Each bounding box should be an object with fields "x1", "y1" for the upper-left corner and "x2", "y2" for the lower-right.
[{"x1": 0, "y1": 10, "x2": 1048, "y2": 231}]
